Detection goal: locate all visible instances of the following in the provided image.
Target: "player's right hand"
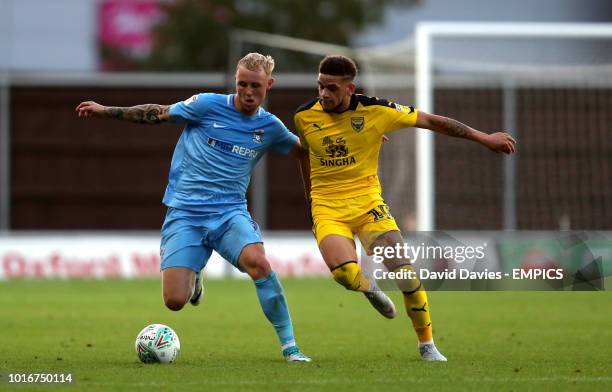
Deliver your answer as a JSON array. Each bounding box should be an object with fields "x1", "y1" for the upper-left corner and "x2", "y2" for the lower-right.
[
  {"x1": 485, "y1": 132, "x2": 516, "y2": 154},
  {"x1": 75, "y1": 101, "x2": 105, "y2": 118}
]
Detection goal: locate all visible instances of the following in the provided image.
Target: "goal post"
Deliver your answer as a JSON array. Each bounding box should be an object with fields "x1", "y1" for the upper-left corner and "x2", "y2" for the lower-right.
[
  {"x1": 228, "y1": 23, "x2": 612, "y2": 232},
  {"x1": 415, "y1": 22, "x2": 612, "y2": 231}
]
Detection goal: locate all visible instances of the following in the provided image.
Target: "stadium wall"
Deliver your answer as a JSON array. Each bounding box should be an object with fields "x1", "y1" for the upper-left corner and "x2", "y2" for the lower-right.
[
  {"x1": 7, "y1": 81, "x2": 313, "y2": 231},
  {"x1": 1, "y1": 74, "x2": 611, "y2": 231}
]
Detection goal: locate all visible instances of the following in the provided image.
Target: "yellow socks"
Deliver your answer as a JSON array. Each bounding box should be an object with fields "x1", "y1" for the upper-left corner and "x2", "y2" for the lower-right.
[
  {"x1": 403, "y1": 288, "x2": 432, "y2": 342},
  {"x1": 394, "y1": 265, "x2": 433, "y2": 343}
]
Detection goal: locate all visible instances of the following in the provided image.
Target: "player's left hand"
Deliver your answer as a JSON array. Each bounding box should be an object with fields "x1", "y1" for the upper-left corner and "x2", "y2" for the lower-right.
[{"x1": 485, "y1": 132, "x2": 516, "y2": 154}]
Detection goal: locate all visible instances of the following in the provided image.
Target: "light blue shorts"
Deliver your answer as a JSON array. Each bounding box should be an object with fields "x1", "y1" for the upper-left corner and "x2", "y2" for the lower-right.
[{"x1": 160, "y1": 207, "x2": 262, "y2": 273}]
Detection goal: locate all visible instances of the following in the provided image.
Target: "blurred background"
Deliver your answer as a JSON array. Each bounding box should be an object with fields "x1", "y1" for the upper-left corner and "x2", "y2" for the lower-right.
[{"x1": 0, "y1": 0, "x2": 610, "y2": 282}]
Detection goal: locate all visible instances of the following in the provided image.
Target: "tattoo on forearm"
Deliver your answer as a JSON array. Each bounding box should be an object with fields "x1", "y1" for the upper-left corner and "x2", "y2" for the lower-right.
[
  {"x1": 439, "y1": 117, "x2": 472, "y2": 138},
  {"x1": 104, "y1": 104, "x2": 169, "y2": 124}
]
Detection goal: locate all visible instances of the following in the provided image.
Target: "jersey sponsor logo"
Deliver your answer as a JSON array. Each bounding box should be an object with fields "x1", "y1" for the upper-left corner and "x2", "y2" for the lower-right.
[
  {"x1": 323, "y1": 136, "x2": 348, "y2": 158},
  {"x1": 394, "y1": 103, "x2": 415, "y2": 114},
  {"x1": 319, "y1": 136, "x2": 355, "y2": 166},
  {"x1": 253, "y1": 129, "x2": 264, "y2": 144},
  {"x1": 319, "y1": 156, "x2": 357, "y2": 167},
  {"x1": 212, "y1": 122, "x2": 227, "y2": 128},
  {"x1": 207, "y1": 137, "x2": 259, "y2": 158},
  {"x1": 351, "y1": 117, "x2": 365, "y2": 132},
  {"x1": 183, "y1": 95, "x2": 199, "y2": 105}
]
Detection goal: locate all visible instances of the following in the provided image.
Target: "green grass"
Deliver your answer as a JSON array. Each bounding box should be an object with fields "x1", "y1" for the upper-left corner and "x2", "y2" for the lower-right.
[{"x1": 1, "y1": 278, "x2": 611, "y2": 391}]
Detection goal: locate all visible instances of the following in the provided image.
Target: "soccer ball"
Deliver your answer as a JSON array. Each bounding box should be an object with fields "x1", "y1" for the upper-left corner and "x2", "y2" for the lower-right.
[{"x1": 135, "y1": 324, "x2": 181, "y2": 364}]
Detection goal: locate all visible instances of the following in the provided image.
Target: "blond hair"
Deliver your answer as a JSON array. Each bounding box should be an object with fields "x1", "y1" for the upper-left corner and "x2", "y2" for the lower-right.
[{"x1": 236, "y1": 53, "x2": 275, "y2": 76}]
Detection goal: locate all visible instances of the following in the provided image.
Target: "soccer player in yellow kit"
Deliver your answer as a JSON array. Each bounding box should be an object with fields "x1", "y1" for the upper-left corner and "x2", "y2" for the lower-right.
[{"x1": 294, "y1": 55, "x2": 516, "y2": 361}]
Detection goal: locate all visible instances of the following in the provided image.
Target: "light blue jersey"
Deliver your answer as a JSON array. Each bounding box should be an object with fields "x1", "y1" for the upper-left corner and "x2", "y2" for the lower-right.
[
  {"x1": 163, "y1": 93, "x2": 298, "y2": 212},
  {"x1": 157, "y1": 92, "x2": 303, "y2": 354}
]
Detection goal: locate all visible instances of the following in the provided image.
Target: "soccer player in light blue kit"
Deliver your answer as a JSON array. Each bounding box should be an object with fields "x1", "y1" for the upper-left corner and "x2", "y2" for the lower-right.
[{"x1": 76, "y1": 53, "x2": 311, "y2": 362}]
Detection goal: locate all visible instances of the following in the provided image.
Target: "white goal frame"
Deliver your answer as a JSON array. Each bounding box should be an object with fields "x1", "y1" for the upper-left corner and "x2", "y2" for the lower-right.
[{"x1": 415, "y1": 22, "x2": 612, "y2": 231}]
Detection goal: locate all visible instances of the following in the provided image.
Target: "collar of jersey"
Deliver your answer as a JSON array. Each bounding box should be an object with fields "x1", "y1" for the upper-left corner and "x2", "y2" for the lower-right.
[{"x1": 324, "y1": 94, "x2": 358, "y2": 114}]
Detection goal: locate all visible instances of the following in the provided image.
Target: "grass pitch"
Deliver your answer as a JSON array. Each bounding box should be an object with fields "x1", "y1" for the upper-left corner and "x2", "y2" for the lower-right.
[{"x1": 1, "y1": 278, "x2": 610, "y2": 391}]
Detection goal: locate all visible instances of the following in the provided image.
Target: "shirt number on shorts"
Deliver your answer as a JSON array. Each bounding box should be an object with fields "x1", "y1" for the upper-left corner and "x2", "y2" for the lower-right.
[{"x1": 367, "y1": 204, "x2": 391, "y2": 222}]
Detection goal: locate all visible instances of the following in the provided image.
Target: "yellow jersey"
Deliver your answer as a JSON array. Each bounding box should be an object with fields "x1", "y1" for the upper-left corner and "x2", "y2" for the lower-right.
[{"x1": 294, "y1": 94, "x2": 418, "y2": 199}]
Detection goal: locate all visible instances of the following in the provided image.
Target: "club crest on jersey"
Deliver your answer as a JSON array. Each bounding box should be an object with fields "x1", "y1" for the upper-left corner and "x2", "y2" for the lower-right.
[
  {"x1": 351, "y1": 117, "x2": 365, "y2": 132},
  {"x1": 253, "y1": 129, "x2": 264, "y2": 144}
]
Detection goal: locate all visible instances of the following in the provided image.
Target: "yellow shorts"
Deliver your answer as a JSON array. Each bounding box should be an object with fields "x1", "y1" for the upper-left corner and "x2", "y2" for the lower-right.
[{"x1": 311, "y1": 193, "x2": 399, "y2": 251}]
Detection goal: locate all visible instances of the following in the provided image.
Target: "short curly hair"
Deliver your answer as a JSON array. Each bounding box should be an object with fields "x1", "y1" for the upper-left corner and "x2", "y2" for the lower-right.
[{"x1": 319, "y1": 55, "x2": 358, "y2": 80}]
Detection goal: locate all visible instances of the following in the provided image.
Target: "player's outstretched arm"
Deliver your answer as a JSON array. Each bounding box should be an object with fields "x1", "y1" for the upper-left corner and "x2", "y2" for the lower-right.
[
  {"x1": 75, "y1": 101, "x2": 173, "y2": 125},
  {"x1": 415, "y1": 111, "x2": 516, "y2": 154}
]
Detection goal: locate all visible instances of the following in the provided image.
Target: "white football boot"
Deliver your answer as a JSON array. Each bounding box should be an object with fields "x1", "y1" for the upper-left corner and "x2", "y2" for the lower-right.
[
  {"x1": 363, "y1": 283, "x2": 397, "y2": 319},
  {"x1": 419, "y1": 342, "x2": 447, "y2": 362}
]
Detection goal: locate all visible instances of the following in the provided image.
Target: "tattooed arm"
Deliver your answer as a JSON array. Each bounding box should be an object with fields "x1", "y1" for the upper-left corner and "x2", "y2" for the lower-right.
[
  {"x1": 75, "y1": 101, "x2": 172, "y2": 124},
  {"x1": 415, "y1": 111, "x2": 516, "y2": 154}
]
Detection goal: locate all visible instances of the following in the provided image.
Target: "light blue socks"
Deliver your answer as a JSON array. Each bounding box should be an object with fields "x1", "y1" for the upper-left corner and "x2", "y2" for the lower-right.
[{"x1": 254, "y1": 271, "x2": 295, "y2": 347}]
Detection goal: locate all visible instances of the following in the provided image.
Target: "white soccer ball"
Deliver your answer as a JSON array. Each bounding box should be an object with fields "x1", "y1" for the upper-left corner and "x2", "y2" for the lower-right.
[{"x1": 135, "y1": 324, "x2": 181, "y2": 364}]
